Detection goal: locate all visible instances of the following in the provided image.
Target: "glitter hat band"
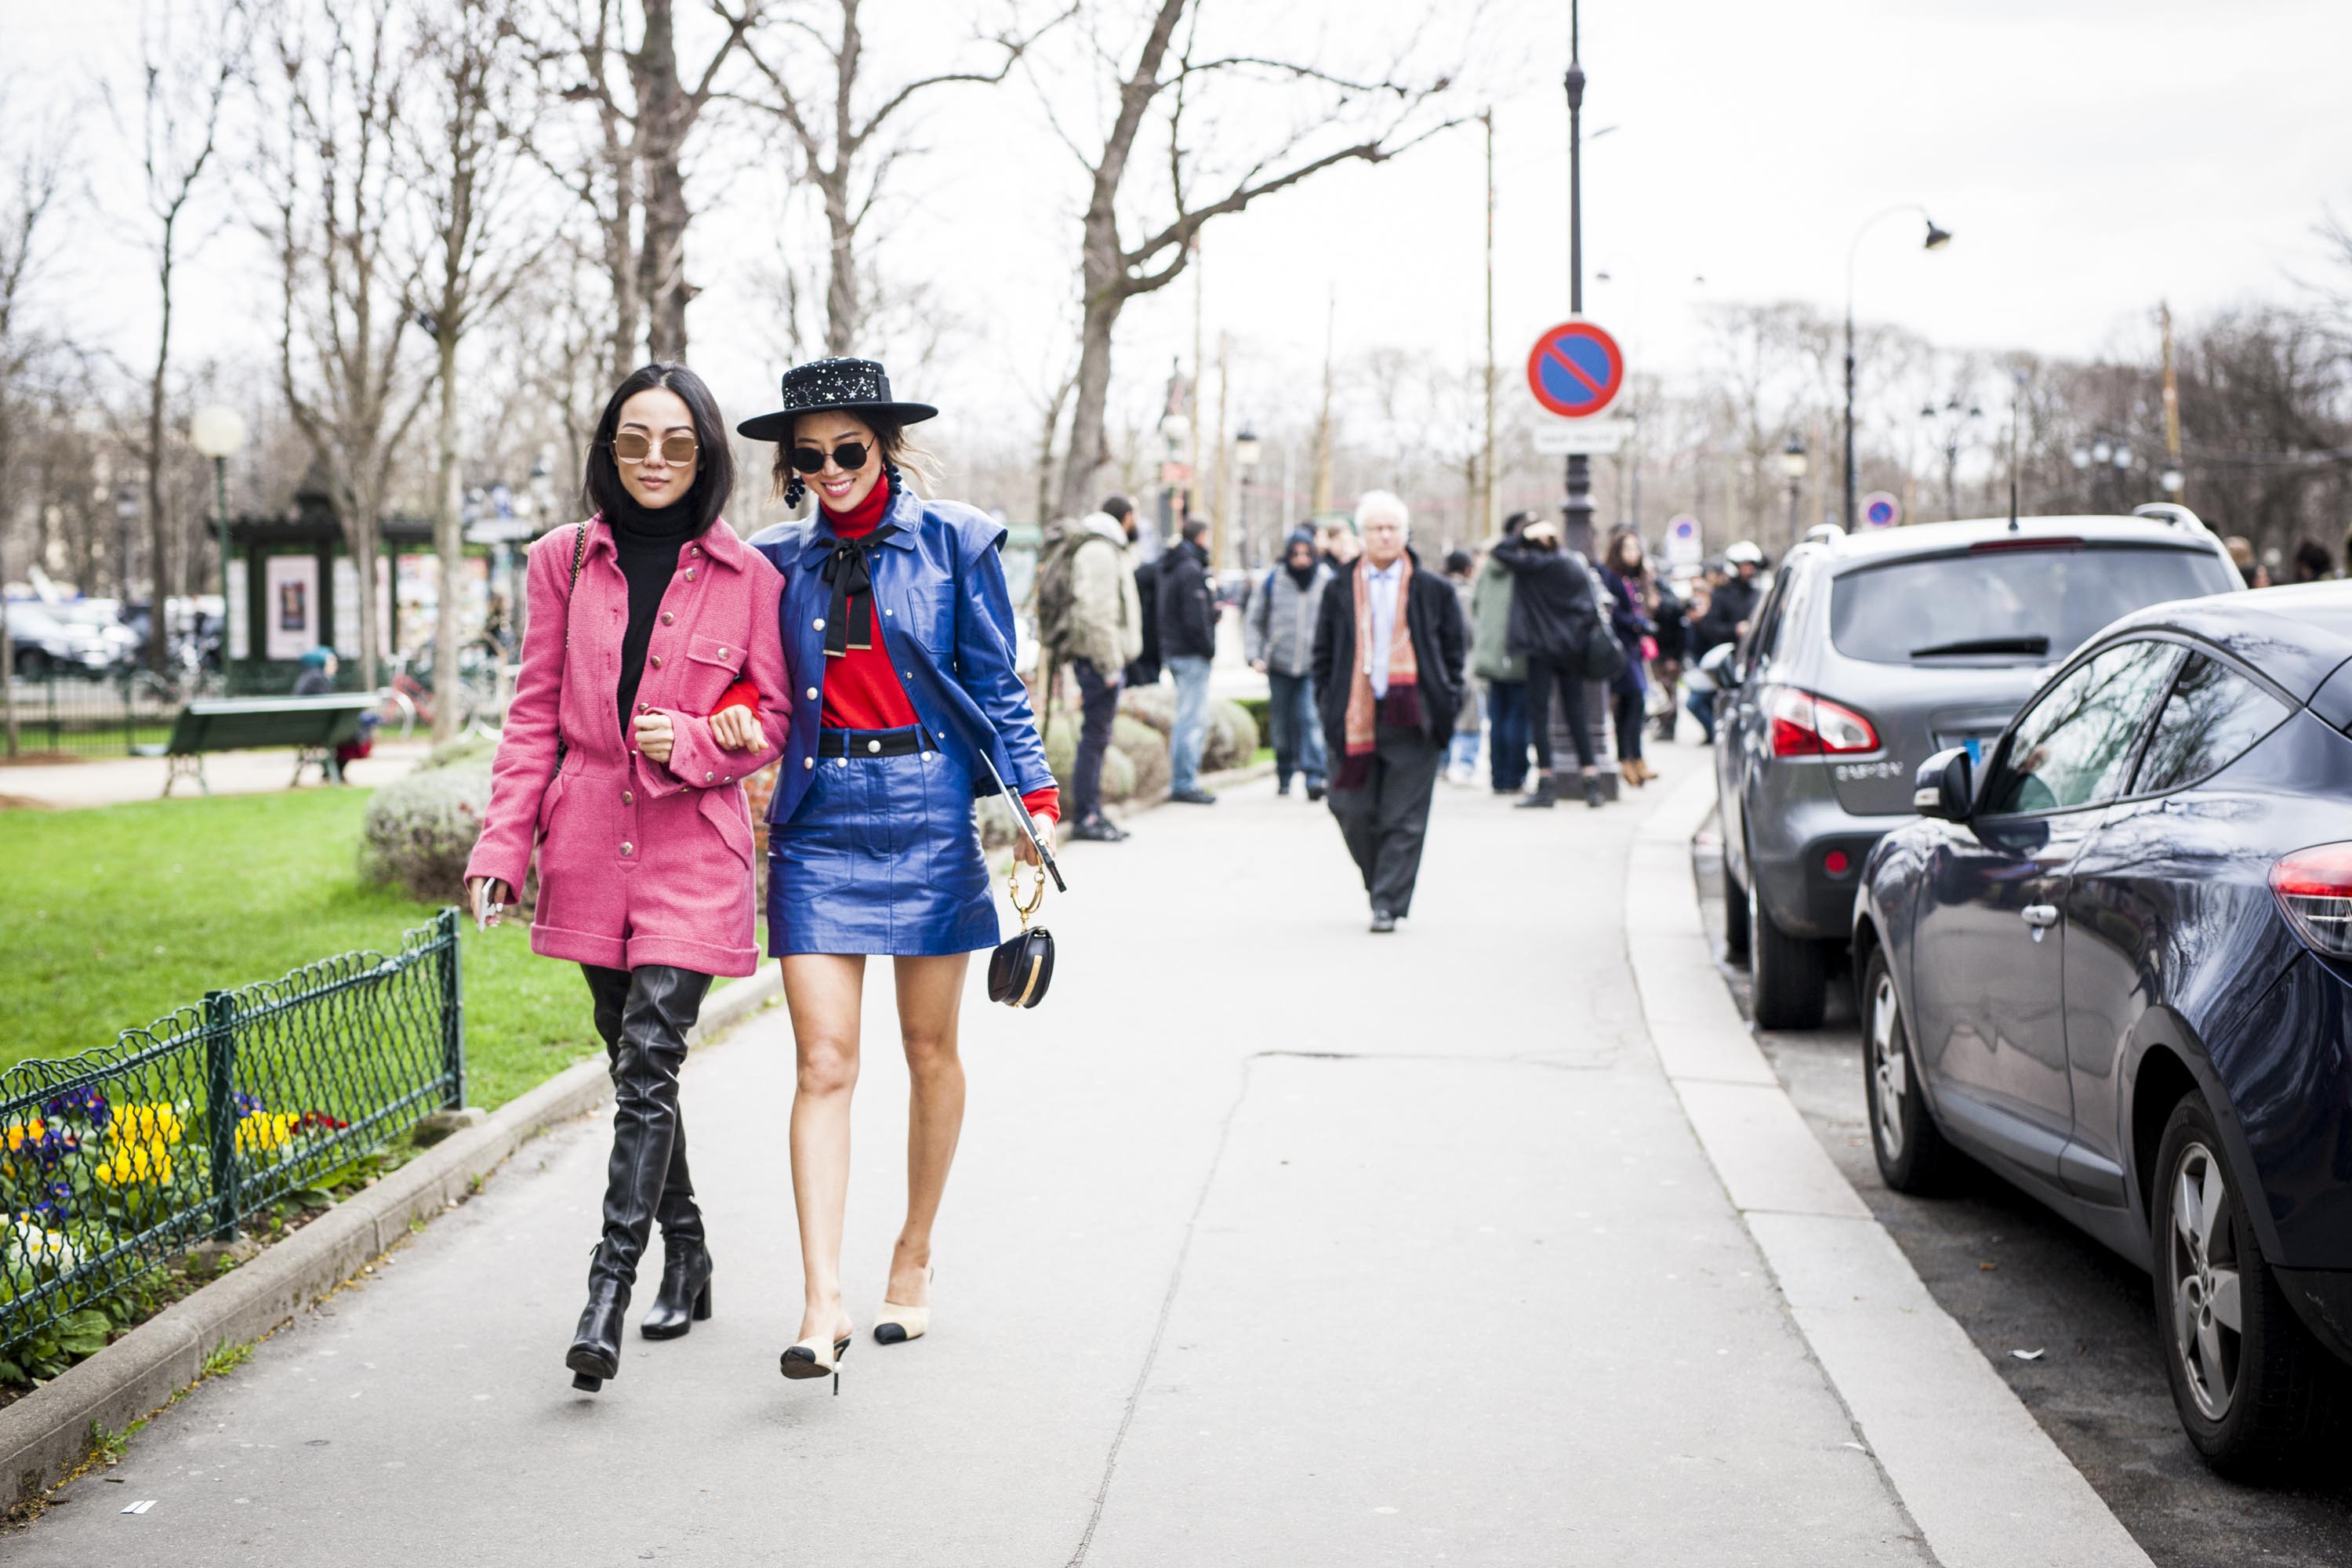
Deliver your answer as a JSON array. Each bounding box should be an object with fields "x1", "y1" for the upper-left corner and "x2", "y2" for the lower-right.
[{"x1": 735, "y1": 357, "x2": 939, "y2": 442}]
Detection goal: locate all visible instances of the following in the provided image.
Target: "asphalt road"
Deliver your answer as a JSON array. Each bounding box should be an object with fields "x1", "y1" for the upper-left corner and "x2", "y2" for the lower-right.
[{"x1": 1691, "y1": 819, "x2": 2352, "y2": 1568}]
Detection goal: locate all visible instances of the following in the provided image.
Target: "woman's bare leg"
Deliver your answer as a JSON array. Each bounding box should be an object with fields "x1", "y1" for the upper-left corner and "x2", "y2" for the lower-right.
[
  {"x1": 782, "y1": 953, "x2": 865, "y2": 1343},
  {"x1": 887, "y1": 953, "x2": 970, "y2": 1307}
]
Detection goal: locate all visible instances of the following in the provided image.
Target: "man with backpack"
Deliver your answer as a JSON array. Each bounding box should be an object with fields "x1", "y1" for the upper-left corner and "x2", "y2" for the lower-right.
[{"x1": 1038, "y1": 495, "x2": 1145, "y2": 842}]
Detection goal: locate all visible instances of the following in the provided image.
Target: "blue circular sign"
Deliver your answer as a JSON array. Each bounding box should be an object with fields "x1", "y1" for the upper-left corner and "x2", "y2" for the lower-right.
[{"x1": 1525, "y1": 321, "x2": 1624, "y2": 418}]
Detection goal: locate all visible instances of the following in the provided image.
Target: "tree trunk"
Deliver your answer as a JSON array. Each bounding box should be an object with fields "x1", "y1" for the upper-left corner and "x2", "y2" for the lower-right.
[
  {"x1": 633, "y1": 0, "x2": 691, "y2": 362},
  {"x1": 144, "y1": 231, "x2": 176, "y2": 673},
  {"x1": 433, "y1": 328, "x2": 463, "y2": 743},
  {"x1": 822, "y1": 171, "x2": 858, "y2": 355},
  {"x1": 343, "y1": 466, "x2": 383, "y2": 692},
  {"x1": 1034, "y1": 371, "x2": 1074, "y2": 527},
  {"x1": 1055, "y1": 208, "x2": 1127, "y2": 521}
]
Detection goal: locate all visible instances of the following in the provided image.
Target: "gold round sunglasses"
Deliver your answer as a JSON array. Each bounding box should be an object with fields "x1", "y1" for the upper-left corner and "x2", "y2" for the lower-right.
[{"x1": 609, "y1": 430, "x2": 699, "y2": 466}]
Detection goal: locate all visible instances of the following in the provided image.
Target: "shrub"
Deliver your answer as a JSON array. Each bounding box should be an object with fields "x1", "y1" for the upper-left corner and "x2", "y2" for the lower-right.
[
  {"x1": 1237, "y1": 695, "x2": 1272, "y2": 740},
  {"x1": 1202, "y1": 699, "x2": 1261, "y2": 773},
  {"x1": 1117, "y1": 682, "x2": 1174, "y2": 735},
  {"x1": 419, "y1": 732, "x2": 499, "y2": 772},
  {"x1": 360, "y1": 764, "x2": 492, "y2": 904},
  {"x1": 1111, "y1": 716, "x2": 1169, "y2": 798}
]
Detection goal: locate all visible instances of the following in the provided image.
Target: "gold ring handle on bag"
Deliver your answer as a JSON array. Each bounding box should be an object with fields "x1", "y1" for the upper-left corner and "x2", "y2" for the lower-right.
[{"x1": 1007, "y1": 855, "x2": 1047, "y2": 930}]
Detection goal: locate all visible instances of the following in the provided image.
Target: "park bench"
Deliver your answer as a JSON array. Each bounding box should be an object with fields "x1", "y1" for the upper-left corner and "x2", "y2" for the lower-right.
[{"x1": 136, "y1": 693, "x2": 382, "y2": 797}]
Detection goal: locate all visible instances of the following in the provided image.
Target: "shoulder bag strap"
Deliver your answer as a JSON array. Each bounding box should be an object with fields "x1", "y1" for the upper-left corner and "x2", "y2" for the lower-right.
[{"x1": 551, "y1": 522, "x2": 587, "y2": 779}]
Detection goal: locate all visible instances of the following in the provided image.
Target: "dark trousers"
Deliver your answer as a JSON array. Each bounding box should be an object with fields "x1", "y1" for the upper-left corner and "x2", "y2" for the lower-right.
[
  {"x1": 1613, "y1": 688, "x2": 1644, "y2": 763},
  {"x1": 1267, "y1": 669, "x2": 1327, "y2": 789},
  {"x1": 1070, "y1": 659, "x2": 1121, "y2": 822},
  {"x1": 1486, "y1": 679, "x2": 1531, "y2": 791},
  {"x1": 1524, "y1": 654, "x2": 1595, "y2": 771},
  {"x1": 1327, "y1": 725, "x2": 1443, "y2": 916}
]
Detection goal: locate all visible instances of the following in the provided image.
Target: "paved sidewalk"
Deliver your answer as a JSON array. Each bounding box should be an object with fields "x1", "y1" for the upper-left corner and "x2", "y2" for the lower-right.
[
  {"x1": 0, "y1": 740, "x2": 428, "y2": 809},
  {"x1": 24, "y1": 745, "x2": 1937, "y2": 1565}
]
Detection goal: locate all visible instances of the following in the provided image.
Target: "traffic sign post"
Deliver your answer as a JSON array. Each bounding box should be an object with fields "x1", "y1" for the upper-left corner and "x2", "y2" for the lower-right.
[
  {"x1": 1665, "y1": 514, "x2": 1703, "y2": 571},
  {"x1": 1860, "y1": 491, "x2": 1901, "y2": 529},
  {"x1": 1525, "y1": 320, "x2": 1624, "y2": 419}
]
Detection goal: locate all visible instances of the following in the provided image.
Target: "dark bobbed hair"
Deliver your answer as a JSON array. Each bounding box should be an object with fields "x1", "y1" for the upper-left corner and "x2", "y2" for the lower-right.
[
  {"x1": 1444, "y1": 548, "x2": 1474, "y2": 575},
  {"x1": 1607, "y1": 529, "x2": 1646, "y2": 575},
  {"x1": 1181, "y1": 517, "x2": 1211, "y2": 545},
  {"x1": 583, "y1": 362, "x2": 735, "y2": 533},
  {"x1": 769, "y1": 410, "x2": 938, "y2": 502}
]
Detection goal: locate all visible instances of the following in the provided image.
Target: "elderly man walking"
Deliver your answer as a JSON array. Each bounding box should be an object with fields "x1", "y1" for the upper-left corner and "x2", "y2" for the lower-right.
[{"x1": 1311, "y1": 491, "x2": 1468, "y2": 933}]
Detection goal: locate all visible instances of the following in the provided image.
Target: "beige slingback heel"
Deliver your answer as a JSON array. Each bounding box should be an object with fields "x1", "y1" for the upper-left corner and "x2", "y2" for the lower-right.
[{"x1": 873, "y1": 1268, "x2": 933, "y2": 1345}]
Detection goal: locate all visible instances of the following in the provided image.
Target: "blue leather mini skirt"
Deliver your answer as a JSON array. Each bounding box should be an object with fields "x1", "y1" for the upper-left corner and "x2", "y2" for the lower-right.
[{"x1": 766, "y1": 727, "x2": 1000, "y2": 957}]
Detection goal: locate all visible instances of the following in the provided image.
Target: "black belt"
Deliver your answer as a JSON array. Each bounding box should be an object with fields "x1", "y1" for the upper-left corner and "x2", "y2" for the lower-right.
[{"x1": 817, "y1": 726, "x2": 928, "y2": 758}]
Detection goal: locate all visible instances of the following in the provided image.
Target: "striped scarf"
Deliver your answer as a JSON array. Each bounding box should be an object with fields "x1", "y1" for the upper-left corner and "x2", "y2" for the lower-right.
[{"x1": 1338, "y1": 554, "x2": 1421, "y2": 789}]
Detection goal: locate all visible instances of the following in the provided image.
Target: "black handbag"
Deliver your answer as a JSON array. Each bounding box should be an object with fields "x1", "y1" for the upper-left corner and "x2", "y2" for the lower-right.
[
  {"x1": 1581, "y1": 618, "x2": 1628, "y2": 684},
  {"x1": 986, "y1": 857, "x2": 1055, "y2": 1009}
]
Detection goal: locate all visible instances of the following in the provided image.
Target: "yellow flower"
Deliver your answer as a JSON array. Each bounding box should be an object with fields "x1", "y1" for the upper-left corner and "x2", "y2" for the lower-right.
[
  {"x1": 94, "y1": 1140, "x2": 173, "y2": 1187},
  {"x1": 114, "y1": 1104, "x2": 184, "y2": 1145},
  {"x1": 234, "y1": 1111, "x2": 301, "y2": 1156},
  {"x1": 2, "y1": 1118, "x2": 45, "y2": 1152}
]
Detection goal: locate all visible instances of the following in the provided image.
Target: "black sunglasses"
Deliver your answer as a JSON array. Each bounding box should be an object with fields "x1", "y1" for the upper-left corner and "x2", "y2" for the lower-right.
[{"x1": 789, "y1": 441, "x2": 872, "y2": 475}]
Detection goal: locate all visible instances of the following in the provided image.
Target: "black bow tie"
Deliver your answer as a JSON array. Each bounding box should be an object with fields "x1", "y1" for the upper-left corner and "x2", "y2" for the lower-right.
[{"x1": 818, "y1": 525, "x2": 899, "y2": 658}]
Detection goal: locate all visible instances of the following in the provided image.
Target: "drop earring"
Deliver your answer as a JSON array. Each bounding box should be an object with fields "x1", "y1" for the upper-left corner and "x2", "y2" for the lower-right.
[
  {"x1": 883, "y1": 459, "x2": 903, "y2": 495},
  {"x1": 785, "y1": 474, "x2": 806, "y2": 509}
]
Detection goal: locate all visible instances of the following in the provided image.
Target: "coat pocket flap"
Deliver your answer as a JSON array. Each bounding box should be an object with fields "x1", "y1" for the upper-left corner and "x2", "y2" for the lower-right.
[
  {"x1": 698, "y1": 786, "x2": 755, "y2": 867},
  {"x1": 687, "y1": 633, "x2": 742, "y2": 669}
]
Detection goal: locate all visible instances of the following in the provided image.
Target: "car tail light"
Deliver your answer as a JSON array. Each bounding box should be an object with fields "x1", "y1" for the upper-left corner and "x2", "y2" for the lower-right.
[
  {"x1": 2270, "y1": 844, "x2": 2352, "y2": 958},
  {"x1": 1823, "y1": 848, "x2": 1852, "y2": 877},
  {"x1": 1968, "y1": 536, "x2": 2083, "y2": 554},
  {"x1": 1768, "y1": 688, "x2": 1880, "y2": 757}
]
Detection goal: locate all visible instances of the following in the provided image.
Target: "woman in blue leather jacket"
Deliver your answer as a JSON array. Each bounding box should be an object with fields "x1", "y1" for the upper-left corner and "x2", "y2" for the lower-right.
[{"x1": 728, "y1": 358, "x2": 1056, "y2": 1393}]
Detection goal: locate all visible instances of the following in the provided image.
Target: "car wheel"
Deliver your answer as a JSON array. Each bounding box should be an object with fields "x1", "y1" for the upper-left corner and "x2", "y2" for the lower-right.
[
  {"x1": 1747, "y1": 837, "x2": 1826, "y2": 1029},
  {"x1": 1722, "y1": 848, "x2": 1751, "y2": 960},
  {"x1": 1860, "y1": 948, "x2": 1957, "y2": 1192},
  {"x1": 16, "y1": 646, "x2": 51, "y2": 680},
  {"x1": 2151, "y1": 1094, "x2": 2342, "y2": 1475}
]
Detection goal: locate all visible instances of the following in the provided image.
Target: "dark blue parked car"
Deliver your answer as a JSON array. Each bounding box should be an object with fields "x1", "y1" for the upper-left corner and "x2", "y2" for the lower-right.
[{"x1": 1854, "y1": 583, "x2": 2352, "y2": 1472}]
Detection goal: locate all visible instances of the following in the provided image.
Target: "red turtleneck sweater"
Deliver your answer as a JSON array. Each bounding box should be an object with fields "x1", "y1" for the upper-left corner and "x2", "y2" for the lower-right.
[{"x1": 710, "y1": 478, "x2": 1057, "y2": 822}]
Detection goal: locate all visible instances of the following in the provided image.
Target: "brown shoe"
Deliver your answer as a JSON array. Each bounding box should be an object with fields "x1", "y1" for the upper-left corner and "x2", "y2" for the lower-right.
[
  {"x1": 1635, "y1": 759, "x2": 1659, "y2": 783},
  {"x1": 1620, "y1": 760, "x2": 1642, "y2": 789}
]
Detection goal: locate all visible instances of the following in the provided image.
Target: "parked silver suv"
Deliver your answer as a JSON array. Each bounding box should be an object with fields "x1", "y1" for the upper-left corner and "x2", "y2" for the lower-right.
[{"x1": 1714, "y1": 507, "x2": 2241, "y2": 1027}]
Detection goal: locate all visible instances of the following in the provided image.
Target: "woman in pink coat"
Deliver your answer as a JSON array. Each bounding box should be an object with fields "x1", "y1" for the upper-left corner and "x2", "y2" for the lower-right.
[{"x1": 463, "y1": 363, "x2": 790, "y2": 1394}]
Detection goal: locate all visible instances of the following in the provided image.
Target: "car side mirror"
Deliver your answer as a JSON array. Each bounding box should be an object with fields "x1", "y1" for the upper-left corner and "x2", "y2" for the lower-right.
[
  {"x1": 1913, "y1": 747, "x2": 1973, "y2": 820},
  {"x1": 1699, "y1": 641, "x2": 1740, "y2": 691}
]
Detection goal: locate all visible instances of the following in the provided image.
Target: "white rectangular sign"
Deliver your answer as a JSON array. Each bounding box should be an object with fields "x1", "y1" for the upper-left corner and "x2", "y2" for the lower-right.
[{"x1": 1533, "y1": 417, "x2": 1632, "y2": 456}]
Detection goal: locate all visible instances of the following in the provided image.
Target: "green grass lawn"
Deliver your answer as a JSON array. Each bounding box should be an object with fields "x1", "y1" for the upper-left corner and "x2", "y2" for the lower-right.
[{"x1": 0, "y1": 790, "x2": 604, "y2": 1109}]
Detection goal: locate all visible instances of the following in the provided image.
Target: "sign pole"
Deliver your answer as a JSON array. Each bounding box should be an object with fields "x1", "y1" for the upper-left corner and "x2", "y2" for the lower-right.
[{"x1": 1561, "y1": 2, "x2": 1592, "y2": 562}]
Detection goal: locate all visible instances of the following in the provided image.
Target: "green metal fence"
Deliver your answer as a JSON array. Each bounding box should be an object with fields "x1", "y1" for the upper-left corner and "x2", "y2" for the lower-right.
[{"x1": 0, "y1": 910, "x2": 463, "y2": 1359}]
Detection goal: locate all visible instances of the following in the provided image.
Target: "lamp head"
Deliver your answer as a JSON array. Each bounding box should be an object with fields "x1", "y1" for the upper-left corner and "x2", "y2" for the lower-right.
[
  {"x1": 1922, "y1": 220, "x2": 1953, "y2": 251},
  {"x1": 189, "y1": 405, "x2": 248, "y2": 459}
]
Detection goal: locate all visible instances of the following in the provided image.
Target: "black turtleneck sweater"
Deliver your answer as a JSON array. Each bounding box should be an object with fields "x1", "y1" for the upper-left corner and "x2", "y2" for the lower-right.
[{"x1": 608, "y1": 489, "x2": 706, "y2": 734}]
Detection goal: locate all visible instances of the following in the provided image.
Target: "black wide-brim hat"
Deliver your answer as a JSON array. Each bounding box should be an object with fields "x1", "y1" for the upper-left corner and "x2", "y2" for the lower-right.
[{"x1": 735, "y1": 357, "x2": 938, "y2": 442}]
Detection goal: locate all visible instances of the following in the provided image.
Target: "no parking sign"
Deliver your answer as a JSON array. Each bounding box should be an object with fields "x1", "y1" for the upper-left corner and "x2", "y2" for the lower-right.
[
  {"x1": 1861, "y1": 492, "x2": 1901, "y2": 529},
  {"x1": 1525, "y1": 320, "x2": 1624, "y2": 419},
  {"x1": 1666, "y1": 514, "x2": 1702, "y2": 568}
]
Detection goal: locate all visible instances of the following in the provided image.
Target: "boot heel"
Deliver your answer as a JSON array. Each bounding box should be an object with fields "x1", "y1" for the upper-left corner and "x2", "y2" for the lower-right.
[
  {"x1": 572, "y1": 1373, "x2": 604, "y2": 1393},
  {"x1": 693, "y1": 1283, "x2": 713, "y2": 1323}
]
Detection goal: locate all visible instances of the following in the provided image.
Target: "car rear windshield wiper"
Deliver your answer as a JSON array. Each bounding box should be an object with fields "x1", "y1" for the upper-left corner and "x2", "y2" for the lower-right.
[{"x1": 1908, "y1": 635, "x2": 2051, "y2": 658}]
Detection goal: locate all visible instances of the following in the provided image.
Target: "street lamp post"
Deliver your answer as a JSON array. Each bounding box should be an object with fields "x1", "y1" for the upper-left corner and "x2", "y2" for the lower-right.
[
  {"x1": 1780, "y1": 436, "x2": 1809, "y2": 553},
  {"x1": 1561, "y1": 1, "x2": 1593, "y2": 560},
  {"x1": 1844, "y1": 208, "x2": 1951, "y2": 531},
  {"x1": 191, "y1": 405, "x2": 248, "y2": 681},
  {"x1": 2069, "y1": 434, "x2": 2136, "y2": 513},
  {"x1": 1233, "y1": 427, "x2": 1261, "y2": 567}
]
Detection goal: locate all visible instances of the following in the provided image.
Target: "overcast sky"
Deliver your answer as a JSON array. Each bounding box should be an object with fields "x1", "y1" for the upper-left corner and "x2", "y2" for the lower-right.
[{"x1": 18, "y1": 0, "x2": 2352, "y2": 459}]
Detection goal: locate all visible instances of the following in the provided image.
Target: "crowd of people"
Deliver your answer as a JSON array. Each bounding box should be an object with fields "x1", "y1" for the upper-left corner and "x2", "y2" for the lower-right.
[{"x1": 1035, "y1": 488, "x2": 1785, "y2": 929}]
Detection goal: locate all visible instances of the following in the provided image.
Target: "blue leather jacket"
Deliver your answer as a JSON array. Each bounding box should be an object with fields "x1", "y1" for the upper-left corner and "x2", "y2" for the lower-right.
[{"x1": 749, "y1": 488, "x2": 1054, "y2": 828}]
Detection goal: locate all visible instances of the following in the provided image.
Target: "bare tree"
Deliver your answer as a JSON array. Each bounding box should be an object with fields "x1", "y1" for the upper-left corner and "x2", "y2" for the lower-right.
[
  {"x1": 263, "y1": 0, "x2": 434, "y2": 688},
  {"x1": 535, "y1": 0, "x2": 763, "y2": 370},
  {"x1": 735, "y1": 0, "x2": 1062, "y2": 355},
  {"x1": 1040, "y1": 1, "x2": 1461, "y2": 522},
  {"x1": 115, "y1": 1, "x2": 247, "y2": 666},
  {"x1": 0, "y1": 87, "x2": 69, "y2": 753},
  {"x1": 409, "y1": 0, "x2": 541, "y2": 740}
]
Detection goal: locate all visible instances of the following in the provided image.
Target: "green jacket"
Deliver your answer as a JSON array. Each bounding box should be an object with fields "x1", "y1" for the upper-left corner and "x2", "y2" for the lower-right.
[{"x1": 1471, "y1": 555, "x2": 1524, "y2": 682}]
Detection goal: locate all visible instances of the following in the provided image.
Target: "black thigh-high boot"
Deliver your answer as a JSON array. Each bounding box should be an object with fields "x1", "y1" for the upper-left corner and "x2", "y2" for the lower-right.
[
  {"x1": 583, "y1": 967, "x2": 714, "y2": 1342},
  {"x1": 567, "y1": 964, "x2": 711, "y2": 1390}
]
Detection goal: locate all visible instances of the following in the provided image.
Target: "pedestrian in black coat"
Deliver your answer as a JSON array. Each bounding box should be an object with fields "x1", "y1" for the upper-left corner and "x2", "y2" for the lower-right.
[
  {"x1": 1310, "y1": 492, "x2": 1467, "y2": 932},
  {"x1": 1491, "y1": 520, "x2": 1605, "y2": 808}
]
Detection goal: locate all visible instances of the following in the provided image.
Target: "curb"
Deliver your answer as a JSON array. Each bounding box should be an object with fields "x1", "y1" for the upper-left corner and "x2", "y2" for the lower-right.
[
  {"x1": 1626, "y1": 771, "x2": 2152, "y2": 1568},
  {"x1": 0, "y1": 965, "x2": 783, "y2": 1508}
]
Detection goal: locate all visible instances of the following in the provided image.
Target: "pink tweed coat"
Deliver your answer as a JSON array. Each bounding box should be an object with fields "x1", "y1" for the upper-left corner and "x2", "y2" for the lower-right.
[{"x1": 465, "y1": 516, "x2": 790, "y2": 976}]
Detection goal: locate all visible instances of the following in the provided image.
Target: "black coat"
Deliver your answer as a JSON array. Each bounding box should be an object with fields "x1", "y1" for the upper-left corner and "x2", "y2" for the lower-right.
[
  {"x1": 1126, "y1": 557, "x2": 1163, "y2": 685},
  {"x1": 1692, "y1": 574, "x2": 1759, "y2": 655},
  {"x1": 1492, "y1": 539, "x2": 1601, "y2": 664},
  {"x1": 1310, "y1": 550, "x2": 1468, "y2": 754},
  {"x1": 1157, "y1": 540, "x2": 1218, "y2": 659},
  {"x1": 1650, "y1": 583, "x2": 1689, "y2": 662}
]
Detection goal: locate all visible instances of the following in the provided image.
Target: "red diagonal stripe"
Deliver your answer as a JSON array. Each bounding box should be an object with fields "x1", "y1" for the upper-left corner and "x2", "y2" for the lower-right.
[{"x1": 1544, "y1": 342, "x2": 1606, "y2": 397}]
